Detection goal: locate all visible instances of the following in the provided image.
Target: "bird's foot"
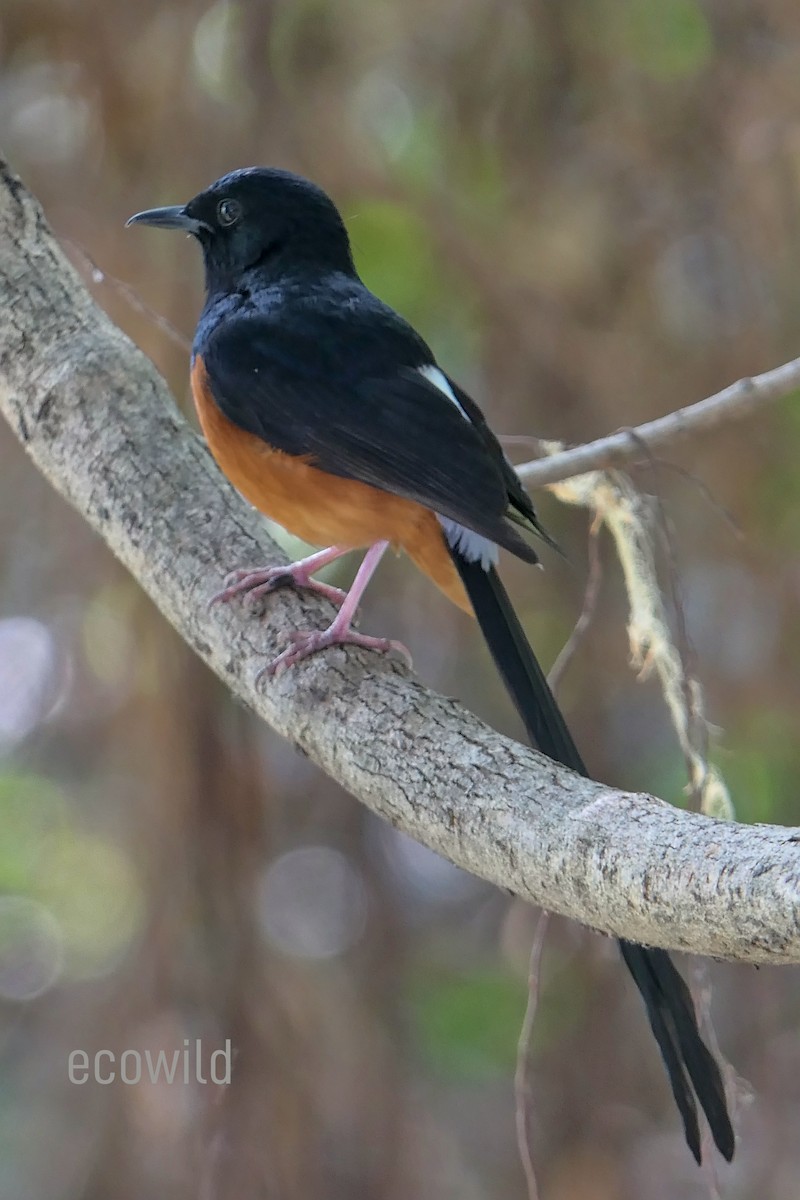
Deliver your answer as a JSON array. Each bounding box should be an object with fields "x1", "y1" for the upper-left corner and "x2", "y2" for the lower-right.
[
  {"x1": 210, "y1": 564, "x2": 348, "y2": 609},
  {"x1": 258, "y1": 622, "x2": 412, "y2": 680}
]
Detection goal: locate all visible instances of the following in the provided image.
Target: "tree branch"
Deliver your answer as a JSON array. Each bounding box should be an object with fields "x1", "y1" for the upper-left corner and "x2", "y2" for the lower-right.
[
  {"x1": 515, "y1": 359, "x2": 800, "y2": 489},
  {"x1": 1, "y1": 157, "x2": 798, "y2": 965}
]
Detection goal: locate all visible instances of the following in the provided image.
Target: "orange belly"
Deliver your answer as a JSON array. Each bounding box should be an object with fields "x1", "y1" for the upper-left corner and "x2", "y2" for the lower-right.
[{"x1": 191, "y1": 357, "x2": 471, "y2": 612}]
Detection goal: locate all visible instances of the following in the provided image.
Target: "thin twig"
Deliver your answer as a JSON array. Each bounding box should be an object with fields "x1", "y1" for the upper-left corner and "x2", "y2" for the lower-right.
[
  {"x1": 503, "y1": 437, "x2": 744, "y2": 540},
  {"x1": 514, "y1": 911, "x2": 550, "y2": 1200},
  {"x1": 62, "y1": 237, "x2": 193, "y2": 354},
  {"x1": 547, "y1": 523, "x2": 603, "y2": 695},
  {"x1": 516, "y1": 359, "x2": 800, "y2": 489},
  {"x1": 650, "y1": 459, "x2": 744, "y2": 542}
]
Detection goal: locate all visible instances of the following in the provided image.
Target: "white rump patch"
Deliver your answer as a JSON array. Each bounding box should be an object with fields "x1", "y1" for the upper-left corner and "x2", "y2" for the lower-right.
[
  {"x1": 438, "y1": 517, "x2": 498, "y2": 568},
  {"x1": 417, "y1": 364, "x2": 470, "y2": 421}
]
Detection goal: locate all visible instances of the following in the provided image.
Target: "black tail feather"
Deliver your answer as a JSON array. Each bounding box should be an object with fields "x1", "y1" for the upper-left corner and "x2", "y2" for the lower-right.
[
  {"x1": 451, "y1": 550, "x2": 734, "y2": 1162},
  {"x1": 619, "y1": 944, "x2": 735, "y2": 1162}
]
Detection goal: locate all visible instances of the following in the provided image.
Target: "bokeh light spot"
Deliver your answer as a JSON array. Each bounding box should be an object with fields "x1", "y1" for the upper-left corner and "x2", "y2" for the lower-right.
[
  {"x1": 351, "y1": 72, "x2": 414, "y2": 161},
  {"x1": 0, "y1": 896, "x2": 64, "y2": 1001},
  {"x1": 193, "y1": 1, "x2": 243, "y2": 103},
  {"x1": 257, "y1": 846, "x2": 367, "y2": 960},
  {"x1": 376, "y1": 825, "x2": 482, "y2": 907},
  {"x1": 6, "y1": 64, "x2": 92, "y2": 164},
  {"x1": 82, "y1": 585, "x2": 137, "y2": 689},
  {"x1": 38, "y1": 833, "x2": 144, "y2": 979},
  {"x1": 0, "y1": 618, "x2": 57, "y2": 749}
]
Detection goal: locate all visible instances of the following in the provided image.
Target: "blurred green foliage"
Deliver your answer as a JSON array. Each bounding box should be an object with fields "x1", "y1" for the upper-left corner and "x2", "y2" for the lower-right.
[
  {"x1": 413, "y1": 964, "x2": 582, "y2": 1078},
  {"x1": 0, "y1": 774, "x2": 67, "y2": 895},
  {"x1": 610, "y1": 0, "x2": 713, "y2": 80},
  {"x1": 0, "y1": 774, "x2": 142, "y2": 980}
]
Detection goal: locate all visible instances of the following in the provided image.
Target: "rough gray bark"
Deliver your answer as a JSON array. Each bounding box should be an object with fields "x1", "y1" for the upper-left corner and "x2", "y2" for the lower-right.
[{"x1": 1, "y1": 156, "x2": 798, "y2": 965}]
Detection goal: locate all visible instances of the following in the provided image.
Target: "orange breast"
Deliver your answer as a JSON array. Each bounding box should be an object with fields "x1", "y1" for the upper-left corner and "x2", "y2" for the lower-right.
[{"x1": 190, "y1": 357, "x2": 471, "y2": 612}]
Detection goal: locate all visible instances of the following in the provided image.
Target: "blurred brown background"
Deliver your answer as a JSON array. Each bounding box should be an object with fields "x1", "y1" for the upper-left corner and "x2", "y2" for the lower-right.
[{"x1": 1, "y1": 0, "x2": 799, "y2": 1196}]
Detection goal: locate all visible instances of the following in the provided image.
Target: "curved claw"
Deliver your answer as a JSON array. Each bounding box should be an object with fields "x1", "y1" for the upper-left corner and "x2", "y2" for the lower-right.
[
  {"x1": 209, "y1": 565, "x2": 348, "y2": 610},
  {"x1": 257, "y1": 625, "x2": 412, "y2": 681}
]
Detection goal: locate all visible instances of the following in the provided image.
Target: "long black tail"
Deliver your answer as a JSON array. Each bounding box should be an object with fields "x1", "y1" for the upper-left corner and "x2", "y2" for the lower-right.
[{"x1": 451, "y1": 551, "x2": 734, "y2": 1163}]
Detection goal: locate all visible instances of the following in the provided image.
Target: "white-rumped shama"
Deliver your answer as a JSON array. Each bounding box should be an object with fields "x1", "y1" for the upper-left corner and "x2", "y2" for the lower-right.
[{"x1": 128, "y1": 168, "x2": 734, "y2": 1164}]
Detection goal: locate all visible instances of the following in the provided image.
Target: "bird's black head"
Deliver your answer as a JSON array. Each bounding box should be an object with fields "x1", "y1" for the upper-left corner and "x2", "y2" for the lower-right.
[{"x1": 127, "y1": 167, "x2": 356, "y2": 293}]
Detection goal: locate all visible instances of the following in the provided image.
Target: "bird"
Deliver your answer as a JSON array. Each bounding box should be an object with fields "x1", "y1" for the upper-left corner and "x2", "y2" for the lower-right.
[{"x1": 127, "y1": 167, "x2": 735, "y2": 1163}]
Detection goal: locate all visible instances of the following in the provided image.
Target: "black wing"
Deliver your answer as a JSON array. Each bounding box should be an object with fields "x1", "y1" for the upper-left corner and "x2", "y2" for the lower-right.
[{"x1": 200, "y1": 305, "x2": 538, "y2": 558}]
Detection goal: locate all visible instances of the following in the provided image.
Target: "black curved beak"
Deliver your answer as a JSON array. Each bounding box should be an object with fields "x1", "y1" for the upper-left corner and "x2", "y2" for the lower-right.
[{"x1": 125, "y1": 205, "x2": 206, "y2": 234}]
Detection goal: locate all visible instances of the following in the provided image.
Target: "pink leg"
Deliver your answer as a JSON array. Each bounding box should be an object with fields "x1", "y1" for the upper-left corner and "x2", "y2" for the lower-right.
[
  {"x1": 210, "y1": 545, "x2": 352, "y2": 609},
  {"x1": 259, "y1": 540, "x2": 412, "y2": 678}
]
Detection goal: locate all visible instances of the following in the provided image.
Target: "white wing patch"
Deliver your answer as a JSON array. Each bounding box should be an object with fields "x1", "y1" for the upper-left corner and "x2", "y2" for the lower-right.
[{"x1": 417, "y1": 364, "x2": 470, "y2": 421}]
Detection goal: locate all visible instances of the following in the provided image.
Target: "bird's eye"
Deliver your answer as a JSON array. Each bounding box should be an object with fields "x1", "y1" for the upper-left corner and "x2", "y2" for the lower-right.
[{"x1": 217, "y1": 198, "x2": 242, "y2": 227}]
